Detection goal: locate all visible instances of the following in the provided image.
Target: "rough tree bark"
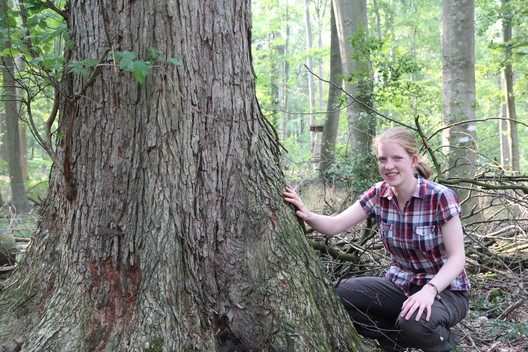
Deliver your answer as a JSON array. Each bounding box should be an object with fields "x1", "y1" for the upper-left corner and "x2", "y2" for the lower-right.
[{"x1": 0, "y1": 1, "x2": 364, "y2": 351}]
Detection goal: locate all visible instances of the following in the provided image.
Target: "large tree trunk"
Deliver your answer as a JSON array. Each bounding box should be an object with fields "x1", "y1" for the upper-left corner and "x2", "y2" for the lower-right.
[
  {"x1": 1, "y1": 0, "x2": 29, "y2": 214},
  {"x1": 442, "y1": 0, "x2": 477, "y2": 215},
  {"x1": 0, "y1": 1, "x2": 364, "y2": 351}
]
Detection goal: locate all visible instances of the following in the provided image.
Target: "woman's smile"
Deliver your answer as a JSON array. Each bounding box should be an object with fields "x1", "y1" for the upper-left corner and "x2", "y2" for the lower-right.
[{"x1": 377, "y1": 141, "x2": 417, "y2": 191}]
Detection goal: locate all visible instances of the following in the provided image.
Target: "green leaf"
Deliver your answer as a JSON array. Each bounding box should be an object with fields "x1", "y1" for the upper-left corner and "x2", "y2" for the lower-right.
[
  {"x1": 167, "y1": 57, "x2": 181, "y2": 65},
  {"x1": 81, "y1": 58, "x2": 99, "y2": 68},
  {"x1": 7, "y1": 14, "x2": 17, "y2": 28},
  {"x1": 66, "y1": 60, "x2": 87, "y2": 76},
  {"x1": 0, "y1": 48, "x2": 23, "y2": 57},
  {"x1": 29, "y1": 56, "x2": 44, "y2": 65},
  {"x1": 147, "y1": 47, "x2": 159, "y2": 60},
  {"x1": 42, "y1": 54, "x2": 62, "y2": 70},
  {"x1": 119, "y1": 58, "x2": 134, "y2": 72},
  {"x1": 115, "y1": 51, "x2": 136, "y2": 61},
  {"x1": 132, "y1": 60, "x2": 151, "y2": 84},
  {"x1": 66, "y1": 39, "x2": 75, "y2": 50}
]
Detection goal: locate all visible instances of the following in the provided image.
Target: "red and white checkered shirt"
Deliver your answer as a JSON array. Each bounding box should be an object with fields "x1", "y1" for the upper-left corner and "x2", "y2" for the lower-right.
[{"x1": 359, "y1": 176, "x2": 471, "y2": 296}]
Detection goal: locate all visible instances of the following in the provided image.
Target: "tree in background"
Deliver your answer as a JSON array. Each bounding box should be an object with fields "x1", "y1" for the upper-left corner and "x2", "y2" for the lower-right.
[
  {"x1": 0, "y1": 0, "x2": 29, "y2": 214},
  {"x1": 474, "y1": 0, "x2": 527, "y2": 174},
  {"x1": 16, "y1": 57, "x2": 29, "y2": 181},
  {"x1": 500, "y1": 0, "x2": 519, "y2": 173},
  {"x1": 304, "y1": 0, "x2": 316, "y2": 141},
  {"x1": 332, "y1": 0, "x2": 375, "y2": 157},
  {"x1": 442, "y1": 0, "x2": 478, "y2": 214},
  {"x1": 252, "y1": 0, "x2": 305, "y2": 147},
  {"x1": 319, "y1": 2, "x2": 342, "y2": 176},
  {"x1": 0, "y1": 1, "x2": 365, "y2": 350},
  {"x1": 329, "y1": 0, "x2": 380, "y2": 195}
]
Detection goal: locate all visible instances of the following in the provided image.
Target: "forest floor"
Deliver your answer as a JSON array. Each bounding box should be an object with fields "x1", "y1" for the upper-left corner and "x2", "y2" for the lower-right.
[
  {"x1": 317, "y1": 240, "x2": 528, "y2": 352},
  {"x1": 454, "y1": 274, "x2": 528, "y2": 352},
  {"x1": 315, "y1": 229, "x2": 528, "y2": 352}
]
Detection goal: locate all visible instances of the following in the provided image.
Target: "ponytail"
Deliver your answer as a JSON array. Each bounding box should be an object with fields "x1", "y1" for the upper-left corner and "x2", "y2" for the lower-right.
[{"x1": 415, "y1": 160, "x2": 432, "y2": 180}]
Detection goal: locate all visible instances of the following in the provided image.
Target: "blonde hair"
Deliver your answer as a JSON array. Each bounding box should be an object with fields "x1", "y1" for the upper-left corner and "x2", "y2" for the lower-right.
[{"x1": 372, "y1": 127, "x2": 432, "y2": 179}]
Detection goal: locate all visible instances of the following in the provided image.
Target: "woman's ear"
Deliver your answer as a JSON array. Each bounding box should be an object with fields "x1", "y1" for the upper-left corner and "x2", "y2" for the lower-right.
[{"x1": 411, "y1": 154, "x2": 419, "y2": 168}]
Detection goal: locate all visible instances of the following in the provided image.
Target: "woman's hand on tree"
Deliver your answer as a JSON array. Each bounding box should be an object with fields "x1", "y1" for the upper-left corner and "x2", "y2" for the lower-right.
[{"x1": 283, "y1": 186, "x2": 312, "y2": 221}]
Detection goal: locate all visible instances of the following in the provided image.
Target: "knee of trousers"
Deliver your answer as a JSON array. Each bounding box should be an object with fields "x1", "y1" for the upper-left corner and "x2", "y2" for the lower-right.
[
  {"x1": 396, "y1": 316, "x2": 456, "y2": 350},
  {"x1": 396, "y1": 316, "x2": 433, "y2": 338}
]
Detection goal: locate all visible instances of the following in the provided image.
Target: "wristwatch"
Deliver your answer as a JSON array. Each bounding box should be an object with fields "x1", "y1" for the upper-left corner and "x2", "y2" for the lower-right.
[{"x1": 426, "y1": 282, "x2": 441, "y2": 300}]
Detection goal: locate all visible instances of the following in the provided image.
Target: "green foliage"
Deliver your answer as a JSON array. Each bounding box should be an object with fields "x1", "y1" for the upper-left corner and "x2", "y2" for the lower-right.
[
  {"x1": 66, "y1": 49, "x2": 182, "y2": 84},
  {"x1": 66, "y1": 58, "x2": 96, "y2": 78},
  {"x1": 282, "y1": 133, "x2": 314, "y2": 182},
  {"x1": 325, "y1": 145, "x2": 379, "y2": 197},
  {"x1": 252, "y1": 0, "x2": 329, "y2": 132},
  {"x1": 369, "y1": 38, "x2": 443, "y2": 126}
]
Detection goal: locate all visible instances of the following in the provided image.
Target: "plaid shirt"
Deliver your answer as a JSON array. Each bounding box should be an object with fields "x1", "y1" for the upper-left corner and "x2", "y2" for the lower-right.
[{"x1": 359, "y1": 176, "x2": 471, "y2": 296}]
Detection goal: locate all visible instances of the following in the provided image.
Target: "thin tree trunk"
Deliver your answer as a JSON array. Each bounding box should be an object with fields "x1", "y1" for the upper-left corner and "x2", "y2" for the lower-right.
[
  {"x1": 442, "y1": 0, "x2": 477, "y2": 215},
  {"x1": 16, "y1": 57, "x2": 29, "y2": 180},
  {"x1": 19, "y1": 122, "x2": 29, "y2": 180},
  {"x1": 280, "y1": 0, "x2": 291, "y2": 144},
  {"x1": 501, "y1": 0, "x2": 519, "y2": 173},
  {"x1": 499, "y1": 103, "x2": 511, "y2": 169},
  {"x1": 372, "y1": 0, "x2": 383, "y2": 40},
  {"x1": 0, "y1": 112, "x2": 7, "y2": 164},
  {"x1": 320, "y1": 2, "x2": 342, "y2": 175},
  {"x1": 1, "y1": 0, "x2": 29, "y2": 214},
  {"x1": 0, "y1": 1, "x2": 365, "y2": 351},
  {"x1": 315, "y1": 0, "x2": 325, "y2": 109},
  {"x1": 332, "y1": 0, "x2": 375, "y2": 156},
  {"x1": 304, "y1": 0, "x2": 316, "y2": 149}
]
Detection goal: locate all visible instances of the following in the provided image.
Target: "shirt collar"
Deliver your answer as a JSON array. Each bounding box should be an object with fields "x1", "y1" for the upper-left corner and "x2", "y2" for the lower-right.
[
  {"x1": 414, "y1": 176, "x2": 426, "y2": 199},
  {"x1": 380, "y1": 176, "x2": 426, "y2": 200}
]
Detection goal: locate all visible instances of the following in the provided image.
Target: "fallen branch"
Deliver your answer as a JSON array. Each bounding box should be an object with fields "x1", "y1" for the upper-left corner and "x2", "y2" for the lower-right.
[
  {"x1": 498, "y1": 298, "x2": 526, "y2": 321},
  {"x1": 308, "y1": 239, "x2": 359, "y2": 262}
]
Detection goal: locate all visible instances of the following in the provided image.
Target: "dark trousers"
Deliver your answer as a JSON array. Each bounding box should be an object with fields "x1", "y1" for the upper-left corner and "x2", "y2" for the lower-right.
[{"x1": 335, "y1": 277, "x2": 469, "y2": 352}]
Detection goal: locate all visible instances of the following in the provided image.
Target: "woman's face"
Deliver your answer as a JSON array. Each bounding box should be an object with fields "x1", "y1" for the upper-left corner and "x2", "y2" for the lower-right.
[{"x1": 376, "y1": 140, "x2": 418, "y2": 189}]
